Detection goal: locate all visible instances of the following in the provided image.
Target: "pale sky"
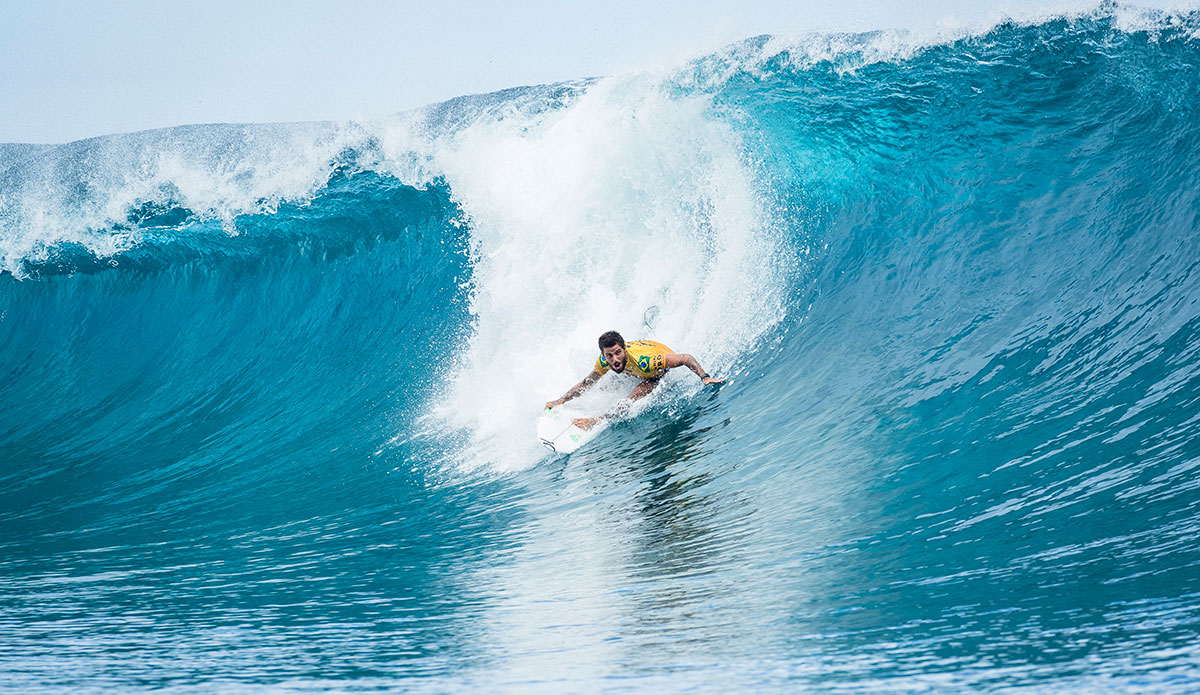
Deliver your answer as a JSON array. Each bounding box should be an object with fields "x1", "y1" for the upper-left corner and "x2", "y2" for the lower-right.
[{"x1": 0, "y1": 0, "x2": 1184, "y2": 144}]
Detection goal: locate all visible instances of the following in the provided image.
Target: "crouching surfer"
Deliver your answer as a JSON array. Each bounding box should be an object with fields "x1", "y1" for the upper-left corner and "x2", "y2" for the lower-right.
[{"x1": 544, "y1": 330, "x2": 724, "y2": 430}]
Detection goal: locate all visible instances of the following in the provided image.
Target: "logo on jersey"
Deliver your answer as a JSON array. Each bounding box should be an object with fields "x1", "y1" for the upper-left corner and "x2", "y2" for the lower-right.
[{"x1": 638, "y1": 355, "x2": 650, "y2": 372}]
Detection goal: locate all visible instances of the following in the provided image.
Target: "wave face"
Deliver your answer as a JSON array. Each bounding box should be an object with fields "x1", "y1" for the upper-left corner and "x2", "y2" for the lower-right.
[{"x1": 4, "y1": 10, "x2": 1200, "y2": 693}]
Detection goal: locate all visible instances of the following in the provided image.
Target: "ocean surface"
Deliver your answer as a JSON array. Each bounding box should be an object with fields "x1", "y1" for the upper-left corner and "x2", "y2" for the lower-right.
[{"x1": 4, "y1": 7, "x2": 1200, "y2": 693}]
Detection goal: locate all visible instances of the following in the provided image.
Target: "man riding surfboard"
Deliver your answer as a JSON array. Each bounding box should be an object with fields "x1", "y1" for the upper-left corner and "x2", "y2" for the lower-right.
[{"x1": 544, "y1": 330, "x2": 724, "y2": 430}]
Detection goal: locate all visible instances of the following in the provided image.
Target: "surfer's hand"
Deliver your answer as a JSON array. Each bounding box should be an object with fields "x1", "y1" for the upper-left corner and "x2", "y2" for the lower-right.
[
  {"x1": 701, "y1": 375, "x2": 725, "y2": 385},
  {"x1": 573, "y1": 417, "x2": 599, "y2": 430},
  {"x1": 545, "y1": 399, "x2": 562, "y2": 410}
]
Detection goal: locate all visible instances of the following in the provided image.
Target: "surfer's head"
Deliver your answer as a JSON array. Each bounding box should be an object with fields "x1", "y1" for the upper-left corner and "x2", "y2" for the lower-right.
[{"x1": 598, "y1": 330, "x2": 627, "y2": 373}]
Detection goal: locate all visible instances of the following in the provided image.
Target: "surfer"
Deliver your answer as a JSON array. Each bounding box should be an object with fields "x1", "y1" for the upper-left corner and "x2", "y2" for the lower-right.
[{"x1": 545, "y1": 330, "x2": 724, "y2": 430}]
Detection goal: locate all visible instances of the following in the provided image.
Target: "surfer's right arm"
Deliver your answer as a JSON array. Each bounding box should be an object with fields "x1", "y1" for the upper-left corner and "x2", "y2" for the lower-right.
[{"x1": 545, "y1": 370, "x2": 603, "y2": 410}]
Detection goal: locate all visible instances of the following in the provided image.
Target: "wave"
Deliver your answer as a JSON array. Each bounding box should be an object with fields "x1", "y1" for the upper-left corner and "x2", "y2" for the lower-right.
[{"x1": 4, "y1": 7, "x2": 1200, "y2": 692}]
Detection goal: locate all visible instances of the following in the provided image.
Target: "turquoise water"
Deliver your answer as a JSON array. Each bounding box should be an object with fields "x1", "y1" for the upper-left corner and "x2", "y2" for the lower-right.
[{"x1": 4, "y1": 10, "x2": 1200, "y2": 693}]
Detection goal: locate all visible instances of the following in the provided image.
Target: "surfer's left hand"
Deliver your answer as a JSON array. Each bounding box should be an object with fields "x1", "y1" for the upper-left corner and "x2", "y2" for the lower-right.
[
  {"x1": 573, "y1": 417, "x2": 599, "y2": 430},
  {"x1": 701, "y1": 376, "x2": 725, "y2": 385}
]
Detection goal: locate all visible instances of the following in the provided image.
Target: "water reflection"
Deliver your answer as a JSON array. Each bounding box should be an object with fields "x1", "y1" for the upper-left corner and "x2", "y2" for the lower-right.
[{"x1": 457, "y1": 396, "x2": 771, "y2": 689}]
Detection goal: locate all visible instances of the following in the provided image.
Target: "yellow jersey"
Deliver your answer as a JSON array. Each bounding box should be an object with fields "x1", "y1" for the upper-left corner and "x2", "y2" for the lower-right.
[{"x1": 594, "y1": 340, "x2": 674, "y2": 380}]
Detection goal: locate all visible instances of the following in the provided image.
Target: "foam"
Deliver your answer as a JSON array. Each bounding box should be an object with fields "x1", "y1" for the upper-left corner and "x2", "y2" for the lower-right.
[
  {"x1": 672, "y1": 0, "x2": 1199, "y2": 88},
  {"x1": 0, "y1": 121, "x2": 378, "y2": 277},
  {"x1": 419, "y1": 73, "x2": 790, "y2": 472}
]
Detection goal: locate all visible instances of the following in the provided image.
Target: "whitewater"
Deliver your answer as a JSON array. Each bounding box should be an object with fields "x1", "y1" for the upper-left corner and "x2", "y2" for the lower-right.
[{"x1": 4, "y1": 6, "x2": 1200, "y2": 693}]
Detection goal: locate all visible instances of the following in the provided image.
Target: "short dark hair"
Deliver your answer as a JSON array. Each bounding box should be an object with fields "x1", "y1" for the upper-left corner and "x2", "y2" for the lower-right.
[{"x1": 598, "y1": 331, "x2": 625, "y2": 351}]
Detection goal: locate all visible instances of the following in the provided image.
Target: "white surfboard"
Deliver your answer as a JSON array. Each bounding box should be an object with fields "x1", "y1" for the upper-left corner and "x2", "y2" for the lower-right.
[{"x1": 538, "y1": 409, "x2": 603, "y2": 454}]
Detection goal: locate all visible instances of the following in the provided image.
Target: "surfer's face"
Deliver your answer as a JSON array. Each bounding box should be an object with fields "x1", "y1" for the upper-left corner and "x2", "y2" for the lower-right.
[{"x1": 602, "y1": 344, "x2": 627, "y2": 373}]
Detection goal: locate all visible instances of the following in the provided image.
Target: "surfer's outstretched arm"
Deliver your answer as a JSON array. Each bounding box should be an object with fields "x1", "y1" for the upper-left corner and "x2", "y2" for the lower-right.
[
  {"x1": 664, "y1": 353, "x2": 725, "y2": 385},
  {"x1": 626, "y1": 378, "x2": 660, "y2": 402},
  {"x1": 572, "y1": 379, "x2": 660, "y2": 430},
  {"x1": 546, "y1": 369, "x2": 603, "y2": 410}
]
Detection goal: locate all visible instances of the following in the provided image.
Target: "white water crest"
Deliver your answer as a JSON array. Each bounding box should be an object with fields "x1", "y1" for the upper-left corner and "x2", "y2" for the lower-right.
[
  {"x1": 417, "y1": 74, "x2": 792, "y2": 471},
  {"x1": 0, "y1": 122, "x2": 379, "y2": 277}
]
